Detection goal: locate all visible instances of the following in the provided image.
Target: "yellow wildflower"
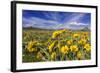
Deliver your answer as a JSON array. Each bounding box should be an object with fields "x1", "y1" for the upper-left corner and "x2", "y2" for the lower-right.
[
  {"x1": 28, "y1": 48, "x2": 37, "y2": 53},
  {"x1": 84, "y1": 43, "x2": 91, "y2": 52},
  {"x1": 77, "y1": 51, "x2": 83, "y2": 59},
  {"x1": 48, "y1": 42, "x2": 55, "y2": 52},
  {"x1": 37, "y1": 52, "x2": 43, "y2": 59},
  {"x1": 83, "y1": 32, "x2": 89, "y2": 36},
  {"x1": 78, "y1": 39, "x2": 87, "y2": 45},
  {"x1": 58, "y1": 42, "x2": 61, "y2": 48},
  {"x1": 70, "y1": 45, "x2": 78, "y2": 52},
  {"x1": 61, "y1": 45, "x2": 69, "y2": 54},
  {"x1": 67, "y1": 40, "x2": 73, "y2": 45},
  {"x1": 52, "y1": 29, "x2": 66, "y2": 38},
  {"x1": 59, "y1": 29, "x2": 66, "y2": 33},
  {"x1": 73, "y1": 33, "x2": 80, "y2": 38},
  {"x1": 27, "y1": 41, "x2": 37, "y2": 52},
  {"x1": 52, "y1": 31, "x2": 60, "y2": 38},
  {"x1": 51, "y1": 52, "x2": 56, "y2": 60}
]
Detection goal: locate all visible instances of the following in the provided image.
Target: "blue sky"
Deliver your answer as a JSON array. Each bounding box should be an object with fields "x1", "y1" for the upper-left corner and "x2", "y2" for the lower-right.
[{"x1": 22, "y1": 10, "x2": 91, "y2": 30}]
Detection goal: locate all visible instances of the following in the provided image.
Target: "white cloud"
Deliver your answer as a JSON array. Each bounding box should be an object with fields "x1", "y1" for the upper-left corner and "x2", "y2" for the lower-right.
[{"x1": 69, "y1": 21, "x2": 88, "y2": 26}]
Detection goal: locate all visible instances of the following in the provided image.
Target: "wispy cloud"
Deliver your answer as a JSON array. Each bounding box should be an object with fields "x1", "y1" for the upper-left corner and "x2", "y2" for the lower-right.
[
  {"x1": 23, "y1": 17, "x2": 59, "y2": 29},
  {"x1": 54, "y1": 13, "x2": 88, "y2": 29}
]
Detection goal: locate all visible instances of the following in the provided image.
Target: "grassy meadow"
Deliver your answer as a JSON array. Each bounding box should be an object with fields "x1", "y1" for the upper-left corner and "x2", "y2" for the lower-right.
[{"x1": 22, "y1": 28, "x2": 91, "y2": 63}]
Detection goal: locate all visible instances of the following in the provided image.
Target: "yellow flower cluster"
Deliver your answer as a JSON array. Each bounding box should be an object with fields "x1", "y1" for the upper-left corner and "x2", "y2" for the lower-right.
[
  {"x1": 23, "y1": 28, "x2": 91, "y2": 62},
  {"x1": 78, "y1": 39, "x2": 87, "y2": 45}
]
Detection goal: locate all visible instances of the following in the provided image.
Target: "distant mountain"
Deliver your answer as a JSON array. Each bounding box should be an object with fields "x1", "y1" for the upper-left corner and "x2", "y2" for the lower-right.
[
  {"x1": 23, "y1": 26, "x2": 54, "y2": 31},
  {"x1": 80, "y1": 27, "x2": 90, "y2": 31},
  {"x1": 23, "y1": 25, "x2": 81, "y2": 30},
  {"x1": 23, "y1": 26, "x2": 90, "y2": 31}
]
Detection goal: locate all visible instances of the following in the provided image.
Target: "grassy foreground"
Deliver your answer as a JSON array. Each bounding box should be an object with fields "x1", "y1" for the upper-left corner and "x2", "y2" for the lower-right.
[{"x1": 22, "y1": 28, "x2": 91, "y2": 62}]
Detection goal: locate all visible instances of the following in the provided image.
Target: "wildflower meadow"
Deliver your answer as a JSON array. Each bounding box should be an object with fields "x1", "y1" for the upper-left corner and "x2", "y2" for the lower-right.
[{"x1": 22, "y1": 28, "x2": 91, "y2": 62}]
